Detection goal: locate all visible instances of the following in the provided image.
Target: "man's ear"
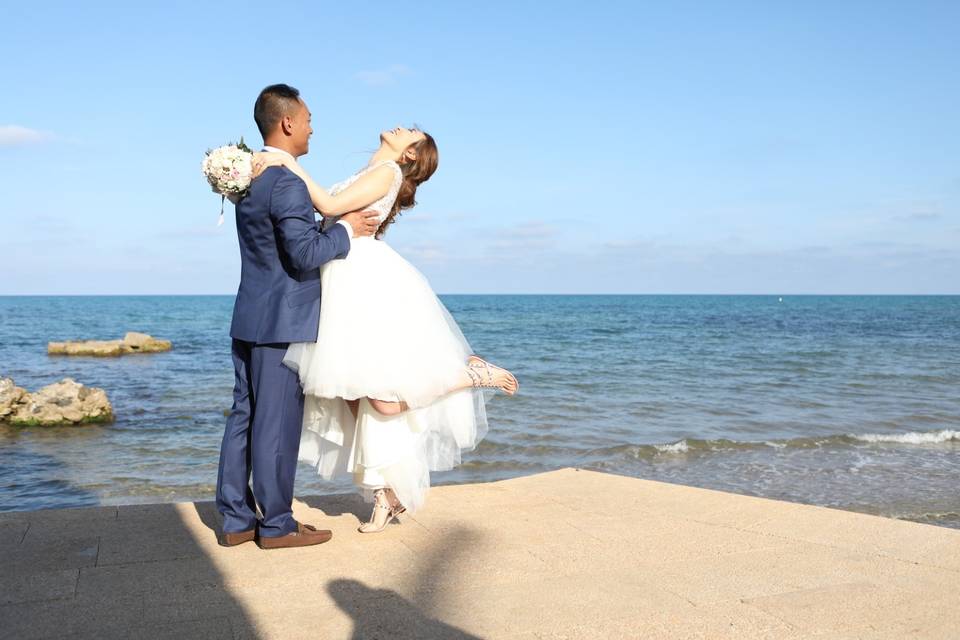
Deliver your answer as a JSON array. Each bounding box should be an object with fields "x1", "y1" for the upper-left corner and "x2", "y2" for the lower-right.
[{"x1": 280, "y1": 115, "x2": 293, "y2": 136}]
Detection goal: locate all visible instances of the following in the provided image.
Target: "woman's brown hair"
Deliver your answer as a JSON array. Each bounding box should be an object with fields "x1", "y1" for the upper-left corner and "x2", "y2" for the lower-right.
[{"x1": 376, "y1": 132, "x2": 438, "y2": 238}]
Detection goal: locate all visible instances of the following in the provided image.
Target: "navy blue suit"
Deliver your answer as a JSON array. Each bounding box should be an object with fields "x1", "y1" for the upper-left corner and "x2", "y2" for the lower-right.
[{"x1": 216, "y1": 165, "x2": 350, "y2": 538}]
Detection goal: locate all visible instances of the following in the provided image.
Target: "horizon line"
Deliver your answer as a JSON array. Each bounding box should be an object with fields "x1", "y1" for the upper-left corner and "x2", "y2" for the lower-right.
[{"x1": 1, "y1": 293, "x2": 958, "y2": 298}]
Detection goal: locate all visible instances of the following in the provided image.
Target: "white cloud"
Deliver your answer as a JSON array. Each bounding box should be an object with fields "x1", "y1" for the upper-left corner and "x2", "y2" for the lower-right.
[
  {"x1": 892, "y1": 211, "x2": 942, "y2": 222},
  {"x1": 397, "y1": 242, "x2": 447, "y2": 262},
  {"x1": 159, "y1": 226, "x2": 225, "y2": 239},
  {"x1": 487, "y1": 221, "x2": 559, "y2": 253},
  {"x1": 0, "y1": 125, "x2": 55, "y2": 146},
  {"x1": 398, "y1": 211, "x2": 433, "y2": 223},
  {"x1": 355, "y1": 64, "x2": 412, "y2": 87},
  {"x1": 603, "y1": 238, "x2": 657, "y2": 250}
]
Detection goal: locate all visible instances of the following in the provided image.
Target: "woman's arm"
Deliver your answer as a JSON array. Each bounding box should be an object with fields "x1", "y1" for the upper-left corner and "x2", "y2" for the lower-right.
[
  {"x1": 269, "y1": 172, "x2": 351, "y2": 270},
  {"x1": 253, "y1": 153, "x2": 394, "y2": 216}
]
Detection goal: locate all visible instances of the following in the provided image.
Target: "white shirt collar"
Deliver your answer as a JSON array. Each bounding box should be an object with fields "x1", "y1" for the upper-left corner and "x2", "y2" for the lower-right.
[{"x1": 262, "y1": 145, "x2": 296, "y2": 160}]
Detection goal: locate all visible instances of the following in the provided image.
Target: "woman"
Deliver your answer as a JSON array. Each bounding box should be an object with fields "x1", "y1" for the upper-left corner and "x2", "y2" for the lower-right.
[{"x1": 253, "y1": 126, "x2": 518, "y2": 533}]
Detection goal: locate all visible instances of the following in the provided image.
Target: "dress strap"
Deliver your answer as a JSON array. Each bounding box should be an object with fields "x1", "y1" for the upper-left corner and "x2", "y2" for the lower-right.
[
  {"x1": 366, "y1": 159, "x2": 403, "y2": 180},
  {"x1": 367, "y1": 160, "x2": 404, "y2": 196}
]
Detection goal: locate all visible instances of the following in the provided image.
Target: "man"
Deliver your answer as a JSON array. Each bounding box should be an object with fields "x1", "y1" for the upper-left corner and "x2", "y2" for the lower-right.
[{"x1": 215, "y1": 83, "x2": 379, "y2": 549}]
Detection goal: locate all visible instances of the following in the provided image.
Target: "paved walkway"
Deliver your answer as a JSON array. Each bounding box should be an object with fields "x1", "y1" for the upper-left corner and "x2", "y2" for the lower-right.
[{"x1": 1, "y1": 468, "x2": 958, "y2": 639}]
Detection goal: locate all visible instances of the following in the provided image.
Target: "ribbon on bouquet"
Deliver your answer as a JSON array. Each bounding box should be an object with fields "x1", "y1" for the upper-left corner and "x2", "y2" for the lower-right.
[{"x1": 217, "y1": 195, "x2": 225, "y2": 227}]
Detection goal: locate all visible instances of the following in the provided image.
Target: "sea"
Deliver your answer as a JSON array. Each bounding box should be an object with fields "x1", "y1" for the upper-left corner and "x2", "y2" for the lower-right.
[{"x1": 0, "y1": 295, "x2": 957, "y2": 529}]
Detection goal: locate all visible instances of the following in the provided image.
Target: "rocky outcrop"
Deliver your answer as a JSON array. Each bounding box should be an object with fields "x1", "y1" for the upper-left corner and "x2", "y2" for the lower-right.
[
  {"x1": 48, "y1": 332, "x2": 172, "y2": 357},
  {"x1": 0, "y1": 377, "x2": 114, "y2": 426},
  {"x1": 0, "y1": 378, "x2": 29, "y2": 421}
]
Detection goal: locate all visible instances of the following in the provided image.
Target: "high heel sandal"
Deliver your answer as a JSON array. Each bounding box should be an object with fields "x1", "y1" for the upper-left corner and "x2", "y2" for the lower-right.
[
  {"x1": 358, "y1": 488, "x2": 405, "y2": 533},
  {"x1": 467, "y1": 355, "x2": 519, "y2": 393},
  {"x1": 386, "y1": 489, "x2": 407, "y2": 517}
]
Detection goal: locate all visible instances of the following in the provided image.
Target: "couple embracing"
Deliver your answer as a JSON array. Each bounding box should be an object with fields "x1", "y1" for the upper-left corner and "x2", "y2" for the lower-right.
[{"x1": 215, "y1": 84, "x2": 518, "y2": 549}]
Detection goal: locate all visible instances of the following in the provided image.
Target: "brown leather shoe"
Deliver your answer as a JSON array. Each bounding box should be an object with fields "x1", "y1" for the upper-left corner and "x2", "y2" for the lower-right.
[
  {"x1": 219, "y1": 529, "x2": 256, "y2": 547},
  {"x1": 256, "y1": 522, "x2": 333, "y2": 549}
]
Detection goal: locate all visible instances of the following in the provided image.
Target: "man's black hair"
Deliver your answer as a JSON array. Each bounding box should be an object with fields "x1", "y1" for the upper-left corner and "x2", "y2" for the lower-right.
[{"x1": 254, "y1": 84, "x2": 301, "y2": 137}]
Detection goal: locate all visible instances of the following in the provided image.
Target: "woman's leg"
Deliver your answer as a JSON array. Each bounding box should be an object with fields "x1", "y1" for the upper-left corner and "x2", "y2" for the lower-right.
[
  {"x1": 345, "y1": 398, "x2": 360, "y2": 420},
  {"x1": 358, "y1": 487, "x2": 396, "y2": 533},
  {"x1": 368, "y1": 398, "x2": 409, "y2": 415},
  {"x1": 365, "y1": 356, "x2": 518, "y2": 417},
  {"x1": 384, "y1": 486, "x2": 404, "y2": 510}
]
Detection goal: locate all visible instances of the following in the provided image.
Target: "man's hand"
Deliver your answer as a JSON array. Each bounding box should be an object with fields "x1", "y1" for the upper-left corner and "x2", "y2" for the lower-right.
[{"x1": 340, "y1": 209, "x2": 380, "y2": 237}]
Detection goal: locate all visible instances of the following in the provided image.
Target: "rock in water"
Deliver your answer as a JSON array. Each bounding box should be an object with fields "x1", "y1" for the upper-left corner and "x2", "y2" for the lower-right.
[
  {"x1": 0, "y1": 377, "x2": 114, "y2": 426},
  {"x1": 48, "y1": 332, "x2": 172, "y2": 356},
  {"x1": 121, "y1": 332, "x2": 172, "y2": 353},
  {"x1": 0, "y1": 378, "x2": 29, "y2": 420},
  {"x1": 47, "y1": 340, "x2": 124, "y2": 356}
]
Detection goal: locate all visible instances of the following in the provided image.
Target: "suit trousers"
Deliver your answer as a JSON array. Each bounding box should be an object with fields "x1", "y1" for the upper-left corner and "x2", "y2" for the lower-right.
[{"x1": 216, "y1": 339, "x2": 303, "y2": 537}]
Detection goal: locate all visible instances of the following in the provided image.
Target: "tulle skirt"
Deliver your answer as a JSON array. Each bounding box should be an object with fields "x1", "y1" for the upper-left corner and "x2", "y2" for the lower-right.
[{"x1": 282, "y1": 237, "x2": 490, "y2": 513}]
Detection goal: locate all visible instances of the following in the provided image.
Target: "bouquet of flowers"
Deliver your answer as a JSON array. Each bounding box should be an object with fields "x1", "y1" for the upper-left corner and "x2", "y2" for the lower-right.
[{"x1": 202, "y1": 138, "x2": 254, "y2": 226}]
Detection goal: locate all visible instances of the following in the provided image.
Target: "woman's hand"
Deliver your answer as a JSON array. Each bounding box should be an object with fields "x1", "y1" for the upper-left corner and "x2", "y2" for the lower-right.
[{"x1": 251, "y1": 151, "x2": 293, "y2": 179}]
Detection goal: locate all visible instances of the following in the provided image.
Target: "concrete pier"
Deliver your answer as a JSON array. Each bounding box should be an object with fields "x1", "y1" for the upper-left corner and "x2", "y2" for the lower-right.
[{"x1": 1, "y1": 468, "x2": 957, "y2": 639}]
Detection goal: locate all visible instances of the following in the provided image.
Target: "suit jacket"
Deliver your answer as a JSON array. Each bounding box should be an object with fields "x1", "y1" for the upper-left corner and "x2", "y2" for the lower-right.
[{"x1": 229, "y1": 165, "x2": 350, "y2": 344}]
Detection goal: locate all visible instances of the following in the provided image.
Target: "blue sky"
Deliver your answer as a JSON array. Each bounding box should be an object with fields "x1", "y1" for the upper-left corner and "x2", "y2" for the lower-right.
[{"x1": 1, "y1": 1, "x2": 958, "y2": 294}]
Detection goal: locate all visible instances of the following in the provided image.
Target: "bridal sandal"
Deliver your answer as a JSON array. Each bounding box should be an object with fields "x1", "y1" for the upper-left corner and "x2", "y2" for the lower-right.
[
  {"x1": 467, "y1": 355, "x2": 519, "y2": 394},
  {"x1": 358, "y1": 488, "x2": 405, "y2": 533}
]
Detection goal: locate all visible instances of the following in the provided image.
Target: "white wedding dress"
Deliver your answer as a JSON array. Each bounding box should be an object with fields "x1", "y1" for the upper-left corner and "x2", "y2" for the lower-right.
[{"x1": 282, "y1": 159, "x2": 490, "y2": 513}]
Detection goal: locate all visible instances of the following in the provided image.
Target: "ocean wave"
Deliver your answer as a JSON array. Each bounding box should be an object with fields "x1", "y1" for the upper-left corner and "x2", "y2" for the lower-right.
[
  {"x1": 851, "y1": 429, "x2": 960, "y2": 444},
  {"x1": 896, "y1": 511, "x2": 960, "y2": 528},
  {"x1": 584, "y1": 428, "x2": 960, "y2": 461},
  {"x1": 654, "y1": 441, "x2": 689, "y2": 454}
]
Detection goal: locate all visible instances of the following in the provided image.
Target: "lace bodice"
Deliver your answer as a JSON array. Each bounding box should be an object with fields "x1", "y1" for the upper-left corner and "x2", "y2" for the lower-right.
[{"x1": 321, "y1": 160, "x2": 403, "y2": 233}]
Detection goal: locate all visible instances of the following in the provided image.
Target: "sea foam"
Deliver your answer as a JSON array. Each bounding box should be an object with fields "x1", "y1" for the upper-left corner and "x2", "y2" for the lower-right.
[
  {"x1": 851, "y1": 429, "x2": 960, "y2": 445},
  {"x1": 654, "y1": 440, "x2": 690, "y2": 454}
]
